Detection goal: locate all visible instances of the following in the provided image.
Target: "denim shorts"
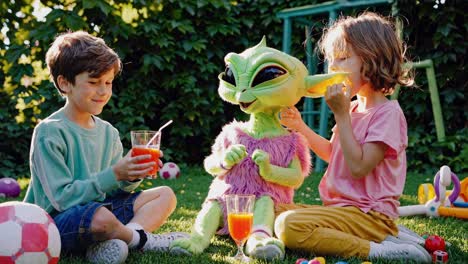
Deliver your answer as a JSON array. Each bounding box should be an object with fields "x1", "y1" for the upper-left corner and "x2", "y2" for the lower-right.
[{"x1": 53, "y1": 190, "x2": 141, "y2": 254}]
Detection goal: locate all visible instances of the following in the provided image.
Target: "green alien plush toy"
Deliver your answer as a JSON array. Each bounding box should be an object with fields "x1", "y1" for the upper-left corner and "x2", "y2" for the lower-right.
[{"x1": 170, "y1": 37, "x2": 348, "y2": 260}]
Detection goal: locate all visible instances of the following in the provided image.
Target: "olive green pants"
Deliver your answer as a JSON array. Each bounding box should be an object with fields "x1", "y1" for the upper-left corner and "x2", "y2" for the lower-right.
[{"x1": 274, "y1": 204, "x2": 398, "y2": 258}]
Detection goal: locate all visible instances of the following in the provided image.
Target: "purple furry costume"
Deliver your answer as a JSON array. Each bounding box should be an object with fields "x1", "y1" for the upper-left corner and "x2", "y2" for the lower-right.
[{"x1": 205, "y1": 121, "x2": 311, "y2": 234}]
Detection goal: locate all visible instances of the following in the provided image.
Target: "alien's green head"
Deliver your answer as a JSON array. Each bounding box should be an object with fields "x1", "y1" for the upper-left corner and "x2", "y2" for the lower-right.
[{"x1": 218, "y1": 37, "x2": 348, "y2": 115}]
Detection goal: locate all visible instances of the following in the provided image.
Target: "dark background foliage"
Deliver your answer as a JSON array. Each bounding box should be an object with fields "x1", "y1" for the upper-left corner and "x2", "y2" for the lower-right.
[{"x1": 0, "y1": 0, "x2": 466, "y2": 179}]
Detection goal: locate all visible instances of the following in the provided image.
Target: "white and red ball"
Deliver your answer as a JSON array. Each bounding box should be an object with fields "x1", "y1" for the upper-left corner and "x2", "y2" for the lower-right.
[
  {"x1": 0, "y1": 201, "x2": 61, "y2": 264},
  {"x1": 0, "y1": 178, "x2": 21, "y2": 198},
  {"x1": 159, "y1": 162, "x2": 180, "y2": 179}
]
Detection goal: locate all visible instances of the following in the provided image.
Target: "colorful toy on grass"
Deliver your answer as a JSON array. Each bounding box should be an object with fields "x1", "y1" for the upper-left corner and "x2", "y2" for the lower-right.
[
  {"x1": 295, "y1": 258, "x2": 308, "y2": 264},
  {"x1": 169, "y1": 37, "x2": 348, "y2": 260},
  {"x1": 0, "y1": 177, "x2": 21, "y2": 198},
  {"x1": 431, "y1": 250, "x2": 449, "y2": 263},
  {"x1": 309, "y1": 257, "x2": 326, "y2": 264},
  {"x1": 418, "y1": 171, "x2": 468, "y2": 205},
  {"x1": 424, "y1": 235, "x2": 446, "y2": 253},
  {"x1": 398, "y1": 165, "x2": 468, "y2": 219},
  {"x1": 333, "y1": 261, "x2": 370, "y2": 264},
  {"x1": 457, "y1": 175, "x2": 468, "y2": 202},
  {"x1": 159, "y1": 162, "x2": 181, "y2": 179},
  {"x1": 0, "y1": 201, "x2": 61, "y2": 264},
  {"x1": 295, "y1": 257, "x2": 326, "y2": 264},
  {"x1": 308, "y1": 257, "x2": 326, "y2": 264}
]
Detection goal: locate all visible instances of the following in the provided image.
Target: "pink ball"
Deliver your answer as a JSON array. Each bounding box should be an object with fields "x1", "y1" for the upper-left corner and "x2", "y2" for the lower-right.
[
  {"x1": 0, "y1": 177, "x2": 21, "y2": 198},
  {"x1": 159, "y1": 162, "x2": 181, "y2": 179}
]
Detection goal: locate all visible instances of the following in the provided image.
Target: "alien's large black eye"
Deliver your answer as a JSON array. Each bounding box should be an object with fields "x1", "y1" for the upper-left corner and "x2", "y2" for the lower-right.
[
  {"x1": 221, "y1": 66, "x2": 236, "y2": 86},
  {"x1": 251, "y1": 66, "x2": 286, "y2": 87}
]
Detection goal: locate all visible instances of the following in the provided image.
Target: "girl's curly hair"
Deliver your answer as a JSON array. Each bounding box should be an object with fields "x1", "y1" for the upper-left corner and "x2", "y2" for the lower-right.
[{"x1": 319, "y1": 12, "x2": 414, "y2": 95}]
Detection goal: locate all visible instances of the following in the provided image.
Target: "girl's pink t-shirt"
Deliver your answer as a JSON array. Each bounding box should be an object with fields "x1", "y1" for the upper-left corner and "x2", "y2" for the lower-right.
[{"x1": 319, "y1": 100, "x2": 408, "y2": 219}]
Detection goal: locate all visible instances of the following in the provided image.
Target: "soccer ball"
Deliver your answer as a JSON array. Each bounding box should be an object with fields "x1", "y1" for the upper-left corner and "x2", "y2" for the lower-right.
[
  {"x1": 0, "y1": 201, "x2": 61, "y2": 264},
  {"x1": 159, "y1": 162, "x2": 180, "y2": 179}
]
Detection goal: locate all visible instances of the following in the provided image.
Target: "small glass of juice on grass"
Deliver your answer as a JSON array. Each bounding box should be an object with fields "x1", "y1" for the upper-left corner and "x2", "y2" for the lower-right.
[{"x1": 226, "y1": 194, "x2": 255, "y2": 263}]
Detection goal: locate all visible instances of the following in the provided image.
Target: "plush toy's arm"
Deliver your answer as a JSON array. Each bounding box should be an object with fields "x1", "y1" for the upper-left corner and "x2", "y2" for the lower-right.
[
  {"x1": 204, "y1": 144, "x2": 247, "y2": 176},
  {"x1": 252, "y1": 149, "x2": 304, "y2": 188},
  {"x1": 204, "y1": 152, "x2": 225, "y2": 176}
]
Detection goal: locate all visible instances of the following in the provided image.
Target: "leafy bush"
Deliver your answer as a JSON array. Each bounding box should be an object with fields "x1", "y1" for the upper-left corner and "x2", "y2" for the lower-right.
[{"x1": 0, "y1": 0, "x2": 466, "y2": 178}]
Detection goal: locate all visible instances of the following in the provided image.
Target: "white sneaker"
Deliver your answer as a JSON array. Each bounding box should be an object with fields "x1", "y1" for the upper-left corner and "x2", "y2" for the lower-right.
[
  {"x1": 369, "y1": 240, "x2": 432, "y2": 263},
  {"x1": 86, "y1": 239, "x2": 128, "y2": 264},
  {"x1": 143, "y1": 232, "x2": 190, "y2": 252},
  {"x1": 384, "y1": 234, "x2": 424, "y2": 246},
  {"x1": 397, "y1": 224, "x2": 426, "y2": 244},
  {"x1": 384, "y1": 234, "x2": 433, "y2": 261},
  {"x1": 397, "y1": 225, "x2": 452, "y2": 247}
]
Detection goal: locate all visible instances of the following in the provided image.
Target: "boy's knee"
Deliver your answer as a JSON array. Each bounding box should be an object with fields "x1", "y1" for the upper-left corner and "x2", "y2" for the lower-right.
[
  {"x1": 138, "y1": 186, "x2": 177, "y2": 213},
  {"x1": 274, "y1": 211, "x2": 300, "y2": 249},
  {"x1": 91, "y1": 207, "x2": 120, "y2": 235},
  {"x1": 160, "y1": 186, "x2": 177, "y2": 210}
]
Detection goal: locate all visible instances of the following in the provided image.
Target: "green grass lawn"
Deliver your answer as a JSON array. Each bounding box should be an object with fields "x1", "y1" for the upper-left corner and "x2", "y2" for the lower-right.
[{"x1": 2, "y1": 165, "x2": 467, "y2": 263}]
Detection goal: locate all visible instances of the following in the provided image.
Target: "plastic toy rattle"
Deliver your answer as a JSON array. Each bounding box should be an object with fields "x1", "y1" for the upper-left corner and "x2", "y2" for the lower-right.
[
  {"x1": 419, "y1": 177, "x2": 468, "y2": 206},
  {"x1": 398, "y1": 165, "x2": 468, "y2": 219}
]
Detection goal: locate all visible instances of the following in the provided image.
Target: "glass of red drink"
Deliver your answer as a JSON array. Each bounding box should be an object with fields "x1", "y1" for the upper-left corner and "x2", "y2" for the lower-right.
[
  {"x1": 225, "y1": 194, "x2": 255, "y2": 263},
  {"x1": 130, "y1": 130, "x2": 161, "y2": 178}
]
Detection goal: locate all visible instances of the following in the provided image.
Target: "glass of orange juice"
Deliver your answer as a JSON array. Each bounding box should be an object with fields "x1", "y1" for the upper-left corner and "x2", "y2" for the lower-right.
[
  {"x1": 130, "y1": 130, "x2": 161, "y2": 178},
  {"x1": 226, "y1": 194, "x2": 255, "y2": 263}
]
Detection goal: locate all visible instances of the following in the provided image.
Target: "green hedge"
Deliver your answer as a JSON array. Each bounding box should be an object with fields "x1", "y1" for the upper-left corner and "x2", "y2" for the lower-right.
[{"x1": 0, "y1": 0, "x2": 466, "y2": 179}]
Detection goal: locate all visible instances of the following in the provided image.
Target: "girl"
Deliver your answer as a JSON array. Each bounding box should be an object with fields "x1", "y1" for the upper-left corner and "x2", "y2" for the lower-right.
[{"x1": 275, "y1": 12, "x2": 431, "y2": 263}]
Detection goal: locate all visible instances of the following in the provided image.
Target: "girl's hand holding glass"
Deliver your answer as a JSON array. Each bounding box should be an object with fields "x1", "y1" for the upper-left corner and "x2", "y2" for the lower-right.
[{"x1": 325, "y1": 83, "x2": 352, "y2": 117}]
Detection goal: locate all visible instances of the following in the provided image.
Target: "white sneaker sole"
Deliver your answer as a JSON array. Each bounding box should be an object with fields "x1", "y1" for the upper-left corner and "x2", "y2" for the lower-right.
[{"x1": 86, "y1": 239, "x2": 128, "y2": 264}]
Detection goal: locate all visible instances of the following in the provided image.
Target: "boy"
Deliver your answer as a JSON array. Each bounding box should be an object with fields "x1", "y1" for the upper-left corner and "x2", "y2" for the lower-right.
[{"x1": 24, "y1": 31, "x2": 187, "y2": 264}]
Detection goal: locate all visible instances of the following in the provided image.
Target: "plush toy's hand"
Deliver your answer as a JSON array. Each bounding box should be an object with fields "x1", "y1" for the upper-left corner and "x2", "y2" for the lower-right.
[
  {"x1": 223, "y1": 144, "x2": 247, "y2": 169},
  {"x1": 252, "y1": 150, "x2": 303, "y2": 187},
  {"x1": 252, "y1": 149, "x2": 272, "y2": 179}
]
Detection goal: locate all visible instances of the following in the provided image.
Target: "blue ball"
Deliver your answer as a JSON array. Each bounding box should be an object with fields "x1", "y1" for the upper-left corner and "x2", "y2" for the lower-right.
[{"x1": 335, "y1": 262, "x2": 348, "y2": 264}]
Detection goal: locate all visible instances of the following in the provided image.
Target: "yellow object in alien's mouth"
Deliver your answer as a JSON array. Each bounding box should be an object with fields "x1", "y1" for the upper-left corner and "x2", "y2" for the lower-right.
[{"x1": 306, "y1": 72, "x2": 351, "y2": 96}]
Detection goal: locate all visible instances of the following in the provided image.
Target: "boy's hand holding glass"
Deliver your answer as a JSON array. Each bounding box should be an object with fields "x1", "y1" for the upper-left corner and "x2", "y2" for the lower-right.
[
  {"x1": 113, "y1": 121, "x2": 172, "y2": 181},
  {"x1": 130, "y1": 130, "x2": 162, "y2": 179},
  {"x1": 112, "y1": 147, "x2": 161, "y2": 182}
]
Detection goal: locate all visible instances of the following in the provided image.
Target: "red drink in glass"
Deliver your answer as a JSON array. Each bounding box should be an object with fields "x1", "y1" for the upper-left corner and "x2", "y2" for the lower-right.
[
  {"x1": 131, "y1": 147, "x2": 160, "y2": 175},
  {"x1": 228, "y1": 212, "x2": 253, "y2": 243}
]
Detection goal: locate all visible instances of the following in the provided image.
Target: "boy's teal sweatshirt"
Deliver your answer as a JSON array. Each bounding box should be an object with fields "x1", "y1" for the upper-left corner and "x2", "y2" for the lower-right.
[{"x1": 24, "y1": 108, "x2": 141, "y2": 214}]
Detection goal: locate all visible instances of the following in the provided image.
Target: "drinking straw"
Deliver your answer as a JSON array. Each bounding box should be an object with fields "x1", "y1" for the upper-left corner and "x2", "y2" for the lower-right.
[{"x1": 145, "y1": 120, "x2": 173, "y2": 148}]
